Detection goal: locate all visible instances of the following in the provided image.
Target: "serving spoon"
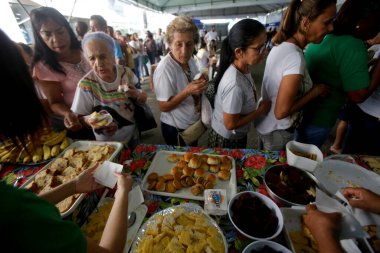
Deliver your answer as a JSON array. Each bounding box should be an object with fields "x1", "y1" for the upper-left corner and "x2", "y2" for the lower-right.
[{"x1": 127, "y1": 211, "x2": 136, "y2": 228}]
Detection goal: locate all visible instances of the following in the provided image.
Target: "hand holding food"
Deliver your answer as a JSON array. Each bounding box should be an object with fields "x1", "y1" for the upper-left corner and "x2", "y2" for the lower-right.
[{"x1": 86, "y1": 110, "x2": 113, "y2": 129}]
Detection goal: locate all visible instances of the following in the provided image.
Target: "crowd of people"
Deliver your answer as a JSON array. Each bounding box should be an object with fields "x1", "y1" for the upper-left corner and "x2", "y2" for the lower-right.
[{"x1": 0, "y1": 0, "x2": 380, "y2": 251}]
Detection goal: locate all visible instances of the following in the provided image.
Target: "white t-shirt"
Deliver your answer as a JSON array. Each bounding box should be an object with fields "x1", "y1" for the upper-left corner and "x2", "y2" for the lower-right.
[
  {"x1": 154, "y1": 54, "x2": 200, "y2": 129},
  {"x1": 196, "y1": 48, "x2": 209, "y2": 71},
  {"x1": 256, "y1": 42, "x2": 312, "y2": 135},
  {"x1": 71, "y1": 65, "x2": 138, "y2": 142},
  {"x1": 211, "y1": 65, "x2": 258, "y2": 139},
  {"x1": 205, "y1": 31, "x2": 218, "y2": 43}
]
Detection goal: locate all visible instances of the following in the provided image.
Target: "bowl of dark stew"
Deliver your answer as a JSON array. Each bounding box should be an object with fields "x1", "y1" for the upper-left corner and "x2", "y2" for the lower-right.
[
  {"x1": 264, "y1": 165, "x2": 318, "y2": 207},
  {"x1": 243, "y1": 241, "x2": 292, "y2": 253},
  {"x1": 228, "y1": 191, "x2": 283, "y2": 240}
]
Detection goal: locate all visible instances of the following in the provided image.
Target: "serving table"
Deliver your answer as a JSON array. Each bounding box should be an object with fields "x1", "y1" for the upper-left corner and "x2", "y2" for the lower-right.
[{"x1": 1, "y1": 144, "x2": 379, "y2": 252}]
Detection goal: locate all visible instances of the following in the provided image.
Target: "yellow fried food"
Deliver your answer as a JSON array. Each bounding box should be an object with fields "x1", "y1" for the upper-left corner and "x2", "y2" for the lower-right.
[{"x1": 135, "y1": 207, "x2": 225, "y2": 253}]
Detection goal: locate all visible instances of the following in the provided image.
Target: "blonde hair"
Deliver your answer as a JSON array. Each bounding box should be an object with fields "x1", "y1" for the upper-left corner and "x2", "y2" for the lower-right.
[{"x1": 165, "y1": 16, "x2": 199, "y2": 45}]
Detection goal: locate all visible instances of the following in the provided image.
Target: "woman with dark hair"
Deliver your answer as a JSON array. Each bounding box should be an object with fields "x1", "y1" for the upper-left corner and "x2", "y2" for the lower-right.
[
  {"x1": 255, "y1": 0, "x2": 336, "y2": 151},
  {"x1": 144, "y1": 30, "x2": 157, "y2": 65},
  {"x1": 208, "y1": 19, "x2": 271, "y2": 149},
  {"x1": 297, "y1": 0, "x2": 380, "y2": 154},
  {"x1": 31, "y1": 7, "x2": 93, "y2": 139},
  {"x1": 0, "y1": 28, "x2": 133, "y2": 253}
]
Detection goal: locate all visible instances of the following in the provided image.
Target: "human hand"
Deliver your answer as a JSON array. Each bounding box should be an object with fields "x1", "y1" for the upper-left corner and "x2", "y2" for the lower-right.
[
  {"x1": 114, "y1": 172, "x2": 133, "y2": 198},
  {"x1": 64, "y1": 111, "x2": 82, "y2": 131},
  {"x1": 311, "y1": 84, "x2": 330, "y2": 98},
  {"x1": 185, "y1": 79, "x2": 208, "y2": 96},
  {"x1": 343, "y1": 187, "x2": 380, "y2": 214},
  {"x1": 304, "y1": 204, "x2": 342, "y2": 243},
  {"x1": 101, "y1": 121, "x2": 118, "y2": 136},
  {"x1": 367, "y1": 32, "x2": 380, "y2": 46},
  {"x1": 257, "y1": 100, "x2": 271, "y2": 114},
  {"x1": 74, "y1": 163, "x2": 104, "y2": 193}
]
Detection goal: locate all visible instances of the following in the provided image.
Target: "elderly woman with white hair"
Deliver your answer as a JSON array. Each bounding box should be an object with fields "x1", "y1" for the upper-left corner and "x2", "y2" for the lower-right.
[{"x1": 71, "y1": 32, "x2": 147, "y2": 147}]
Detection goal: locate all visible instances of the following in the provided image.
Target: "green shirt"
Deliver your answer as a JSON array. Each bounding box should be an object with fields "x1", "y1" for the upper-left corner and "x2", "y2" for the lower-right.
[
  {"x1": 303, "y1": 34, "x2": 370, "y2": 127},
  {"x1": 0, "y1": 181, "x2": 86, "y2": 253}
]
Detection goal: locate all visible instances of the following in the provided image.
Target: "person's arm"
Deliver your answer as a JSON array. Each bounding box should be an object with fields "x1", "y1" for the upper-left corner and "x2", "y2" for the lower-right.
[
  {"x1": 347, "y1": 59, "x2": 380, "y2": 102},
  {"x1": 367, "y1": 32, "x2": 380, "y2": 46},
  {"x1": 38, "y1": 80, "x2": 82, "y2": 130},
  {"x1": 304, "y1": 204, "x2": 344, "y2": 253},
  {"x1": 343, "y1": 187, "x2": 380, "y2": 214},
  {"x1": 223, "y1": 100, "x2": 271, "y2": 130},
  {"x1": 274, "y1": 75, "x2": 329, "y2": 120},
  {"x1": 39, "y1": 164, "x2": 103, "y2": 204},
  {"x1": 158, "y1": 79, "x2": 208, "y2": 112},
  {"x1": 85, "y1": 173, "x2": 132, "y2": 253}
]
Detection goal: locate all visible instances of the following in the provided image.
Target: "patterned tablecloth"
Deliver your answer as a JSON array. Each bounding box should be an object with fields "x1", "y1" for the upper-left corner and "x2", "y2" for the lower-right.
[{"x1": 1, "y1": 144, "x2": 379, "y2": 252}]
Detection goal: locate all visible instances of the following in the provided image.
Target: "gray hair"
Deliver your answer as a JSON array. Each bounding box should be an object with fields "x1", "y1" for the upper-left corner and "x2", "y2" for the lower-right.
[
  {"x1": 82, "y1": 31, "x2": 115, "y2": 56},
  {"x1": 165, "y1": 16, "x2": 199, "y2": 45}
]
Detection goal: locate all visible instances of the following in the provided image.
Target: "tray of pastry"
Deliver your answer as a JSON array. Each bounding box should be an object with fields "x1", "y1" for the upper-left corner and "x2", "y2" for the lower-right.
[
  {"x1": 141, "y1": 150, "x2": 237, "y2": 201},
  {"x1": 21, "y1": 141, "x2": 123, "y2": 217}
]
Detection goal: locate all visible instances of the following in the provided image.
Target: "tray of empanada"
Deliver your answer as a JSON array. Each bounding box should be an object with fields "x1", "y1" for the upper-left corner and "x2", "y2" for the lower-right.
[
  {"x1": 141, "y1": 150, "x2": 237, "y2": 201},
  {"x1": 130, "y1": 203, "x2": 227, "y2": 253},
  {"x1": 21, "y1": 140, "x2": 123, "y2": 217}
]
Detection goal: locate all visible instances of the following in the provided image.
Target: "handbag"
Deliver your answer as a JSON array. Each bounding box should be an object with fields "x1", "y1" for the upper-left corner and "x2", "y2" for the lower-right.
[
  {"x1": 133, "y1": 101, "x2": 157, "y2": 132},
  {"x1": 178, "y1": 119, "x2": 207, "y2": 146}
]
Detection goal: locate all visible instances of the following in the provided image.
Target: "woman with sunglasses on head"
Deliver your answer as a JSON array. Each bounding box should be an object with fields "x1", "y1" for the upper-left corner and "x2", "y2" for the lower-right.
[
  {"x1": 255, "y1": 0, "x2": 336, "y2": 151},
  {"x1": 31, "y1": 7, "x2": 94, "y2": 140},
  {"x1": 208, "y1": 19, "x2": 271, "y2": 149}
]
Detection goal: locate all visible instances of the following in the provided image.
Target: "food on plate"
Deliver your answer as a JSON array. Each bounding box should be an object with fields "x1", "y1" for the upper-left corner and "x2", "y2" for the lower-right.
[
  {"x1": 290, "y1": 149, "x2": 317, "y2": 161},
  {"x1": 194, "y1": 168, "x2": 205, "y2": 178},
  {"x1": 200, "y1": 162, "x2": 209, "y2": 171},
  {"x1": 209, "y1": 165, "x2": 220, "y2": 173},
  {"x1": 155, "y1": 181, "x2": 166, "y2": 192},
  {"x1": 218, "y1": 170, "x2": 230, "y2": 181},
  {"x1": 364, "y1": 224, "x2": 380, "y2": 252},
  {"x1": 147, "y1": 172, "x2": 159, "y2": 181},
  {"x1": 188, "y1": 156, "x2": 201, "y2": 169},
  {"x1": 265, "y1": 165, "x2": 316, "y2": 205},
  {"x1": 82, "y1": 200, "x2": 113, "y2": 243},
  {"x1": 135, "y1": 207, "x2": 225, "y2": 253},
  {"x1": 184, "y1": 152, "x2": 193, "y2": 162},
  {"x1": 166, "y1": 181, "x2": 177, "y2": 193},
  {"x1": 145, "y1": 153, "x2": 234, "y2": 196},
  {"x1": 0, "y1": 127, "x2": 68, "y2": 164},
  {"x1": 361, "y1": 156, "x2": 380, "y2": 174},
  {"x1": 191, "y1": 183, "x2": 204, "y2": 196},
  {"x1": 25, "y1": 144, "x2": 115, "y2": 213},
  {"x1": 207, "y1": 156, "x2": 219, "y2": 165},
  {"x1": 205, "y1": 174, "x2": 217, "y2": 184},
  {"x1": 220, "y1": 162, "x2": 231, "y2": 171},
  {"x1": 183, "y1": 166, "x2": 194, "y2": 176},
  {"x1": 87, "y1": 111, "x2": 112, "y2": 129},
  {"x1": 167, "y1": 153, "x2": 179, "y2": 163},
  {"x1": 231, "y1": 192, "x2": 278, "y2": 238}
]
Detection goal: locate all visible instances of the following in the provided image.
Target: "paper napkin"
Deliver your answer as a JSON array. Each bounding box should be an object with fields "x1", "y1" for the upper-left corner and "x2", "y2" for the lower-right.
[
  {"x1": 94, "y1": 161, "x2": 123, "y2": 188},
  {"x1": 128, "y1": 185, "x2": 144, "y2": 214}
]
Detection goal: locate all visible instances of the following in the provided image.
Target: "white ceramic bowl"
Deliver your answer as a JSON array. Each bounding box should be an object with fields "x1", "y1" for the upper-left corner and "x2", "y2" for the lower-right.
[
  {"x1": 286, "y1": 140, "x2": 323, "y2": 173},
  {"x1": 242, "y1": 240, "x2": 292, "y2": 253},
  {"x1": 228, "y1": 191, "x2": 284, "y2": 241}
]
